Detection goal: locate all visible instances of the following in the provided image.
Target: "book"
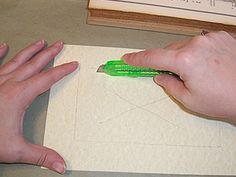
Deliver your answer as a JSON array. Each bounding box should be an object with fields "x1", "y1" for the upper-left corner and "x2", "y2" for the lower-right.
[{"x1": 88, "y1": 0, "x2": 236, "y2": 35}]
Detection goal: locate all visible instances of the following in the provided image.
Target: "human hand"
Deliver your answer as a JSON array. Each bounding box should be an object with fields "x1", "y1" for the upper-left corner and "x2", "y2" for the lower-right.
[
  {"x1": 0, "y1": 40, "x2": 78, "y2": 173},
  {"x1": 122, "y1": 31, "x2": 236, "y2": 125}
]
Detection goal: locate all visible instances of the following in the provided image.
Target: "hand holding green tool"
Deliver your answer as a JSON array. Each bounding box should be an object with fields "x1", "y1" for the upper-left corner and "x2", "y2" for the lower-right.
[{"x1": 97, "y1": 60, "x2": 173, "y2": 77}]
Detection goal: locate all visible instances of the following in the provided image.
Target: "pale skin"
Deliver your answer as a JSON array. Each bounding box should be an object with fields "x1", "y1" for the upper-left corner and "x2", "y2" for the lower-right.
[
  {"x1": 123, "y1": 31, "x2": 236, "y2": 125},
  {"x1": 0, "y1": 31, "x2": 236, "y2": 173},
  {"x1": 0, "y1": 40, "x2": 78, "y2": 173}
]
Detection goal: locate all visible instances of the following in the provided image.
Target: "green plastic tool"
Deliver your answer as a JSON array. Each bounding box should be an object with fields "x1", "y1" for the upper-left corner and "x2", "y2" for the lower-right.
[{"x1": 97, "y1": 60, "x2": 173, "y2": 77}]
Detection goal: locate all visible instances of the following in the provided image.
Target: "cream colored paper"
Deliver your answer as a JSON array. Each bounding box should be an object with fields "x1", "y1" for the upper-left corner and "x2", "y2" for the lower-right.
[
  {"x1": 89, "y1": 0, "x2": 236, "y2": 25},
  {"x1": 44, "y1": 45, "x2": 236, "y2": 175}
]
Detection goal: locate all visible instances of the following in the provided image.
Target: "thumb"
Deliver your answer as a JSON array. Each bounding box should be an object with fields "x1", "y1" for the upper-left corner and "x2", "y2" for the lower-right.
[
  {"x1": 154, "y1": 74, "x2": 188, "y2": 102},
  {"x1": 21, "y1": 142, "x2": 66, "y2": 174}
]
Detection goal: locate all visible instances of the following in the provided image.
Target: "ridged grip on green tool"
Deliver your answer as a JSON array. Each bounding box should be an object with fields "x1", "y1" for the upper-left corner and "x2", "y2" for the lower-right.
[{"x1": 103, "y1": 60, "x2": 170, "y2": 77}]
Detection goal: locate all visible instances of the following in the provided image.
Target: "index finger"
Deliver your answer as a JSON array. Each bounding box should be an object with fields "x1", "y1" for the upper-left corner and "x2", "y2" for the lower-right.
[
  {"x1": 122, "y1": 48, "x2": 179, "y2": 75},
  {"x1": 22, "y1": 61, "x2": 78, "y2": 105}
]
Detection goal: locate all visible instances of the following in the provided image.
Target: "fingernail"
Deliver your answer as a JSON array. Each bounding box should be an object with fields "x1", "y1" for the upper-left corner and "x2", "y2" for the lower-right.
[
  {"x1": 121, "y1": 54, "x2": 128, "y2": 60},
  {"x1": 122, "y1": 52, "x2": 135, "y2": 60},
  {"x1": 36, "y1": 40, "x2": 44, "y2": 45},
  {"x1": 70, "y1": 61, "x2": 79, "y2": 71},
  {"x1": 71, "y1": 61, "x2": 79, "y2": 66},
  {"x1": 52, "y1": 162, "x2": 66, "y2": 174},
  {"x1": 54, "y1": 40, "x2": 63, "y2": 47},
  {"x1": 0, "y1": 43, "x2": 7, "y2": 49}
]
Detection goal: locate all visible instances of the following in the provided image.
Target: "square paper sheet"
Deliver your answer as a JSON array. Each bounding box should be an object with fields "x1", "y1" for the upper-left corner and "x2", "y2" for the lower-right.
[{"x1": 44, "y1": 45, "x2": 236, "y2": 175}]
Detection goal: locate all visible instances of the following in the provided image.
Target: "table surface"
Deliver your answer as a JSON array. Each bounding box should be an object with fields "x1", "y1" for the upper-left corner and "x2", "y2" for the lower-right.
[{"x1": 0, "y1": 0, "x2": 222, "y2": 177}]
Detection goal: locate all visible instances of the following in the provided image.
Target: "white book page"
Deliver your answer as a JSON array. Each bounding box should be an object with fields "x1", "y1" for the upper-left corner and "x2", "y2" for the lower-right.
[
  {"x1": 44, "y1": 45, "x2": 236, "y2": 175},
  {"x1": 89, "y1": 0, "x2": 236, "y2": 25}
]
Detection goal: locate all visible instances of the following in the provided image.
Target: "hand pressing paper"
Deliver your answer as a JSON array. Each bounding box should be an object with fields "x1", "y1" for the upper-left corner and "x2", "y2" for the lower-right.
[{"x1": 44, "y1": 45, "x2": 236, "y2": 175}]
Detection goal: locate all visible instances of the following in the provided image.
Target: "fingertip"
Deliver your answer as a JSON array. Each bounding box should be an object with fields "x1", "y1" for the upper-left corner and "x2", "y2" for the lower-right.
[
  {"x1": 35, "y1": 39, "x2": 45, "y2": 46},
  {"x1": 40, "y1": 39, "x2": 46, "y2": 48},
  {"x1": 0, "y1": 43, "x2": 8, "y2": 49},
  {"x1": 54, "y1": 40, "x2": 64, "y2": 47},
  {"x1": 154, "y1": 74, "x2": 178, "y2": 87},
  {"x1": 153, "y1": 74, "x2": 176, "y2": 90},
  {"x1": 122, "y1": 52, "x2": 139, "y2": 66},
  {"x1": 51, "y1": 40, "x2": 64, "y2": 51},
  {"x1": 121, "y1": 53, "x2": 131, "y2": 63},
  {"x1": 52, "y1": 161, "x2": 67, "y2": 174},
  {"x1": 0, "y1": 43, "x2": 9, "y2": 53},
  {"x1": 153, "y1": 74, "x2": 166, "y2": 86},
  {"x1": 69, "y1": 61, "x2": 79, "y2": 70},
  {"x1": 121, "y1": 53, "x2": 128, "y2": 59},
  {"x1": 46, "y1": 40, "x2": 64, "y2": 57},
  {"x1": 71, "y1": 61, "x2": 79, "y2": 66},
  {"x1": 0, "y1": 43, "x2": 9, "y2": 58},
  {"x1": 20, "y1": 143, "x2": 67, "y2": 174},
  {"x1": 153, "y1": 74, "x2": 186, "y2": 101}
]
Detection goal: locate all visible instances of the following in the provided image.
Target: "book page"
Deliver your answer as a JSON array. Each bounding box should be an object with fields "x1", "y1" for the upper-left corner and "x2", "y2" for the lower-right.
[
  {"x1": 89, "y1": 0, "x2": 236, "y2": 25},
  {"x1": 44, "y1": 45, "x2": 236, "y2": 175}
]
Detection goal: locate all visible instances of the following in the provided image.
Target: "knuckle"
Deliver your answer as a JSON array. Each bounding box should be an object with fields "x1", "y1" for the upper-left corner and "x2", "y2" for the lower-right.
[
  {"x1": 9, "y1": 57, "x2": 20, "y2": 66},
  {"x1": 142, "y1": 51, "x2": 153, "y2": 64},
  {"x1": 40, "y1": 48, "x2": 55, "y2": 59},
  {"x1": 206, "y1": 31, "x2": 235, "y2": 47},
  {"x1": 126, "y1": 49, "x2": 158, "y2": 67},
  {"x1": 190, "y1": 35, "x2": 207, "y2": 46},
  {"x1": 217, "y1": 30, "x2": 228, "y2": 35},
  {"x1": 175, "y1": 50, "x2": 192, "y2": 66},
  {"x1": 128, "y1": 51, "x2": 146, "y2": 66},
  {"x1": 217, "y1": 31, "x2": 234, "y2": 41},
  {"x1": 37, "y1": 151, "x2": 48, "y2": 166},
  {"x1": 206, "y1": 31, "x2": 219, "y2": 38},
  {"x1": 140, "y1": 49, "x2": 158, "y2": 65},
  {"x1": 206, "y1": 31, "x2": 230, "y2": 40},
  {"x1": 215, "y1": 30, "x2": 230, "y2": 37},
  {"x1": 46, "y1": 46, "x2": 59, "y2": 58},
  {"x1": 25, "y1": 61, "x2": 40, "y2": 72}
]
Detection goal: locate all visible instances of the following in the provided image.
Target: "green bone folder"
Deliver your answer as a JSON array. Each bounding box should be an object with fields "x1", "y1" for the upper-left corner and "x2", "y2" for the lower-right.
[{"x1": 97, "y1": 60, "x2": 173, "y2": 77}]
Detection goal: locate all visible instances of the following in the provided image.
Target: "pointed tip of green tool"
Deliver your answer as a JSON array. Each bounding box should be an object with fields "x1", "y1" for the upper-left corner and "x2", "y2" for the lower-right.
[{"x1": 97, "y1": 64, "x2": 105, "y2": 73}]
